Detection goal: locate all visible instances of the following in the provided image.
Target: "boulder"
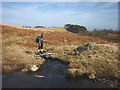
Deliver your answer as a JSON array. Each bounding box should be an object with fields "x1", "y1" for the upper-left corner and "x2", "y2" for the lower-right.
[
  {"x1": 74, "y1": 43, "x2": 96, "y2": 54},
  {"x1": 30, "y1": 65, "x2": 39, "y2": 72},
  {"x1": 85, "y1": 43, "x2": 96, "y2": 50}
]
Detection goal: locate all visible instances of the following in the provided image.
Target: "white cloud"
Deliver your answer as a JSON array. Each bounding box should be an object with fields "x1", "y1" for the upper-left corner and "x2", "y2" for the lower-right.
[{"x1": 2, "y1": 2, "x2": 118, "y2": 30}]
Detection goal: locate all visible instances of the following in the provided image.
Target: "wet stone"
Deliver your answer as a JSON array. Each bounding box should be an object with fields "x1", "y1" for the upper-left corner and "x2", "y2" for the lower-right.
[
  {"x1": 21, "y1": 68, "x2": 28, "y2": 72},
  {"x1": 89, "y1": 73, "x2": 96, "y2": 79},
  {"x1": 30, "y1": 65, "x2": 39, "y2": 72}
]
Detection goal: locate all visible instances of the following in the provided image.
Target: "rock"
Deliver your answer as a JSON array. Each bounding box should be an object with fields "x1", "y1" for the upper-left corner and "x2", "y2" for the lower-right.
[
  {"x1": 102, "y1": 78, "x2": 106, "y2": 81},
  {"x1": 89, "y1": 73, "x2": 96, "y2": 79},
  {"x1": 109, "y1": 83, "x2": 114, "y2": 88},
  {"x1": 74, "y1": 43, "x2": 96, "y2": 54},
  {"x1": 30, "y1": 65, "x2": 39, "y2": 72},
  {"x1": 98, "y1": 79, "x2": 102, "y2": 81},
  {"x1": 41, "y1": 52, "x2": 52, "y2": 56},
  {"x1": 87, "y1": 43, "x2": 96, "y2": 50},
  {"x1": 34, "y1": 75, "x2": 44, "y2": 78},
  {"x1": 21, "y1": 68, "x2": 28, "y2": 72},
  {"x1": 115, "y1": 71, "x2": 120, "y2": 78},
  {"x1": 66, "y1": 69, "x2": 77, "y2": 78}
]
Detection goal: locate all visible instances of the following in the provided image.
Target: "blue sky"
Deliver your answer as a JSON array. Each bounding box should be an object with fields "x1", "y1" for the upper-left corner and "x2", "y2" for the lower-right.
[{"x1": 2, "y1": 2, "x2": 118, "y2": 30}]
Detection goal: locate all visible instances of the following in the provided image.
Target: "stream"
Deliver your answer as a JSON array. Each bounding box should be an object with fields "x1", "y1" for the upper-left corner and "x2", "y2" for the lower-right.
[{"x1": 2, "y1": 60, "x2": 108, "y2": 88}]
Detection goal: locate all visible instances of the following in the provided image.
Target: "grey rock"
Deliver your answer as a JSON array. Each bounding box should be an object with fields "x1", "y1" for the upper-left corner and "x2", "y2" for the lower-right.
[
  {"x1": 109, "y1": 84, "x2": 114, "y2": 88},
  {"x1": 98, "y1": 79, "x2": 102, "y2": 81},
  {"x1": 74, "y1": 43, "x2": 96, "y2": 54}
]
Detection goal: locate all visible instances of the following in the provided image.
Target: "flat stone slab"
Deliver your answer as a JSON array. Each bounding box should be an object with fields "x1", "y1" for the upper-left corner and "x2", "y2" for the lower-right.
[
  {"x1": 34, "y1": 52, "x2": 53, "y2": 57},
  {"x1": 25, "y1": 51, "x2": 53, "y2": 57}
]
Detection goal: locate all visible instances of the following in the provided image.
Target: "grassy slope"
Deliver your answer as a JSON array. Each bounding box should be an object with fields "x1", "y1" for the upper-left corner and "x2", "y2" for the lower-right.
[{"x1": 2, "y1": 24, "x2": 119, "y2": 77}]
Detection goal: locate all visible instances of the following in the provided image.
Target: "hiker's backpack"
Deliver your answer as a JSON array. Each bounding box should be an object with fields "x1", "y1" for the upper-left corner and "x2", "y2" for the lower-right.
[{"x1": 36, "y1": 36, "x2": 41, "y2": 43}]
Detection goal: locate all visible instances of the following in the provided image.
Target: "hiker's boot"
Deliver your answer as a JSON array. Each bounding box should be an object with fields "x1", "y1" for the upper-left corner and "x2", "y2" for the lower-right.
[{"x1": 38, "y1": 50, "x2": 40, "y2": 53}]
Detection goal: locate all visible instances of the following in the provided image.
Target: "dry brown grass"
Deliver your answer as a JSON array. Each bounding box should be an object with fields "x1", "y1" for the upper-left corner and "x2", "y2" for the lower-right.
[
  {"x1": 2, "y1": 43, "x2": 45, "y2": 74},
  {"x1": 103, "y1": 33, "x2": 120, "y2": 43},
  {"x1": 2, "y1": 24, "x2": 113, "y2": 49},
  {"x1": 2, "y1": 25, "x2": 46, "y2": 74},
  {"x1": 49, "y1": 44, "x2": 119, "y2": 78},
  {"x1": 2, "y1": 24, "x2": 119, "y2": 76}
]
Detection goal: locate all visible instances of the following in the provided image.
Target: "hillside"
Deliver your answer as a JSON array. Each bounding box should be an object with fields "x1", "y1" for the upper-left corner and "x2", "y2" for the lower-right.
[
  {"x1": 1, "y1": 24, "x2": 119, "y2": 84},
  {"x1": 2, "y1": 24, "x2": 115, "y2": 49}
]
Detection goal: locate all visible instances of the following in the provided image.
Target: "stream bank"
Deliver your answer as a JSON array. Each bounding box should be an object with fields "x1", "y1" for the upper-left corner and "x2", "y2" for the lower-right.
[{"x1": 2, "y1": 60, "x2": 108, "y2": 88}]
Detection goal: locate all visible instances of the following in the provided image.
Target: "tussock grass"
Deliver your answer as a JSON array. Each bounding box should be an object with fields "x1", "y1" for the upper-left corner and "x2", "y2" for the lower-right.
[{"x1": 50, "y1": 44, "x2": 119, "y2": 78}]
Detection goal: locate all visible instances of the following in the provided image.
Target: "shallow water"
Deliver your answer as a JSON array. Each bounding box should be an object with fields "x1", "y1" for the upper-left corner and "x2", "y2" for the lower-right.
[{"x1": 2, "y1": 60, "x2": 107, "y2": 88}]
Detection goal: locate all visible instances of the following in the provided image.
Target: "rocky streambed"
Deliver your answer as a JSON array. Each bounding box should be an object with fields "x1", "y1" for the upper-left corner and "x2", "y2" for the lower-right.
[{"x1": 3, "y1": 59, "x2": 111, "y2": 88}]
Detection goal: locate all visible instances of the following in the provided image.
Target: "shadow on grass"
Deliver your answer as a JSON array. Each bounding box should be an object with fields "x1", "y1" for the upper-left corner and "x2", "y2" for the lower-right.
[
  {"x1": 45, "y1": 56, "x2": 70, "y2": 65},
  {"x1": 25, "y1": 51, "x2": 40, "y2": 55},
  {"x1": 25, "y1": 51, "x2": 32, "y2": 54}
]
